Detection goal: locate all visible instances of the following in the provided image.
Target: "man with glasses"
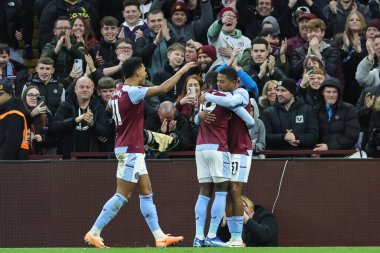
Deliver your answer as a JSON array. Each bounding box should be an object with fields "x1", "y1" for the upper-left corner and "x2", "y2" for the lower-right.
[
  {"x1": 0, "y1": 78, "x2": 29, "y2": 160},
  {"x1": 41, "y1": 16, "x2": 84, "y2": 81}
]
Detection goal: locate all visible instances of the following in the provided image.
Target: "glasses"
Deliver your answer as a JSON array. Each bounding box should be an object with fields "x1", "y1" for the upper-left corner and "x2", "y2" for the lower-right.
[
  {"x1": 26, "y1": 93, "x2": 39, "y2": 99},
  {"x1": 117, "y1": 46, "x2": 133, "y2": 51},
  {"x1": 55, "y1": 27, "x2": 71, "y2": 30}
]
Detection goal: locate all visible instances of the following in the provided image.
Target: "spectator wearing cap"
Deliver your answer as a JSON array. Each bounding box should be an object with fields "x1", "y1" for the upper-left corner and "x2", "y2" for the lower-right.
[
  {"x1": 260, "y1": 78, "x2": 319, "y2": 151},
  {"x1": 334, "y1": 11, "x2": 367, "y2": 105},
  {"x1": 208, "y1": 7, "x2": 251, "y2": 67},
  {"x1": 286, "y1": 12, "x2": 317, "y2": 57},
  {"x1": 0, "y1": 78, "x2": 29, "y2": 160},
  {"x1": 241, "y1": 37, "x2": 287, "y2": 93},
  {"x1": 313, "y1": 77, "x2": 360, "y2": 153},
  {"x1": 167, "y1": 0, "x2": 213, "y2": 44},
  {"x1": 196, "y1": 45, "x2": 217, "y2": 79},
  {"x1": 322, "y1": 0, "x2": 371, "y2": 37},
  {"x1": 0, "y1": 43, "x2": 29, "y2": 97},
  {"x1": 290, "y1": 19, "x2": 341, "y2": 81},
  {"x1": 365, "y1": 19, "x2": 380, "y2": 41}
]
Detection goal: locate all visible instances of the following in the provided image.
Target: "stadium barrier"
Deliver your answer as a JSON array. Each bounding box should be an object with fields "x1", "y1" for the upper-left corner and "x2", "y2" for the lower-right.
[{"x1": 0, "y1": 158, "x2": 379, "y2": 247}]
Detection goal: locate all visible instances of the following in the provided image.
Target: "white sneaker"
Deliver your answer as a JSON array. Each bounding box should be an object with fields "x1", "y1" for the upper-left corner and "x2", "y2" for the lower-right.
[{"x1": 227, "y1": 239, "x2": 246, "y2": 247}]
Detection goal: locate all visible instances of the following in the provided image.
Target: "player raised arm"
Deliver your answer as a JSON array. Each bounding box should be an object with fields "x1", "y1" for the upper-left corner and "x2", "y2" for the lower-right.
[{"x1": 145, "y1": 62, "x2": 197, "y2": 98}]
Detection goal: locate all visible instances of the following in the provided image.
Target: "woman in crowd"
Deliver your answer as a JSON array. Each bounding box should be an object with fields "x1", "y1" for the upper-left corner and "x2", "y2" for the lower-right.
[
  {"x1": 72, "y1": 16, "x2": 99, "y2": 53},
  {"x1": 334, "y1": 11, "x2": 367, "y2": 105},
  {"x1": 258, "y1": 80, "x2": 278, "y2": 114},
  {"x1": 22, "y1": 85, "x2": 53, "y2": 155}
]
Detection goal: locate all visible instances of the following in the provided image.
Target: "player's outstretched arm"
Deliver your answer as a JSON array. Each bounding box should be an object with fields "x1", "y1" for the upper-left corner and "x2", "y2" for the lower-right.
[
  {"x1": 205, "y1": 92, "x2": 247, "y2": 108},
  {"x1": 145, "y1": 62, "x2": 196, "y2": 98}
]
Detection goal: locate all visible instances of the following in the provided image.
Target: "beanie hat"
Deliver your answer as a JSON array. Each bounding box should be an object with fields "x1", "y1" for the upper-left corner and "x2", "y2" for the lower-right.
[
  {"x1": 170, "y1": 1, "x2": 189, "y2": 17},
  {"x1": 197, "y1": 45, "x2": 217, "y2": 61},
  {"x1": 298, "y1": 13, "x2": 317, "y2": 23},
  {"x1": 367, "y1": 18, "x2": 380, "y2": 31},
  {"x1": 278, "y1": 78, "x2": 296, "y2": 96},
  {"x1": 262, "y1": 16, "x2": 280, "y2": 36},
  {"x1": 0, "y1": 78, "x2": 15, "y2": 94},
  {"x1": 217, "y1": 7, "x2": 239, "y2": 22}
]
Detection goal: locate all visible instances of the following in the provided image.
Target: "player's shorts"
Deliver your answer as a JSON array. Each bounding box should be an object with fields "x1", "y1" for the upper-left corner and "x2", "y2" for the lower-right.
[
  {"x1": 230, "y1": 151, "x2": 252, "y2": 183},
  {"x1": 195, "y1": 150, "x2": 231, "y2": 183},
  {"x1": 115, "y1": 148, "x2": 147, "y2": 183}
]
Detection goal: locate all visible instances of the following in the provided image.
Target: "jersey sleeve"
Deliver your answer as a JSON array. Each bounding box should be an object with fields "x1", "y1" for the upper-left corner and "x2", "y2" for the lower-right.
[
  {"x1": 126, "y1": 86, "x2": 148, "y2": 104},
  {"x1": 205, "y1": 91, "x2": 247, "y2": 108}
]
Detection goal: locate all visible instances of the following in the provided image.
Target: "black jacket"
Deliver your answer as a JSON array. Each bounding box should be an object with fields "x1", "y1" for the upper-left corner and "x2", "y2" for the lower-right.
[
  {"x1": 144, "y1": 109, "x2": 192, "y2": 151},
  {"x1": 51, "y1": 94, "x2": 111, "y2": 159},
  {"x1": 260, "y1": 98, "x2": 319, "y2": 150},
  {"x1": 24, "y1": 74, "x2": 64, "y2": 116},
  {"x1": 0, "y1": 0, "x2": 25, "y2": 48},
  {"x1": 88, "y1": 39, "x2": 117, "y2": 68},
  {"x1": 152, "y1": 62, "x2": 188, "y2": 103},
  {"x1": 217, "y1": 204, "x2": 279, "y2": 247},
  {"x1": 0, "y1": 97, "x2": 29, "y2": 160},
  {"x1": 316, "y1": 81, "x2": 360, "y2": 150}
]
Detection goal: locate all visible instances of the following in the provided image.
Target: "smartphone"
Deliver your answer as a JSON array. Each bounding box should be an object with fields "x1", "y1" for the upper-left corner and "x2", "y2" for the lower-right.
[
  {"x1": 37, "y1": 95, "x2": 45, "y2": 105},
  {"x1": 73, "y1": 59, "x2": 83, "y2": 75},
  {"x1": 188, "y1": 87, "x2": 196, "y2": 98},
  {"x1": 305, "y1": 66, "x2": 313, "y2": 72}
]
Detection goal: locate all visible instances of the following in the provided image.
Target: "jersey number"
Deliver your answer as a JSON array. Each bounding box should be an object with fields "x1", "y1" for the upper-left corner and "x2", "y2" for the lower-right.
[
  {"x1": 232, "y1": 161, "x2": 239, "y2": 175},
  {"x1": 110, "y1": 99, "x2": 122, "y2": 126},
  {"x1": 200, "y1": 101, "x2": 216, "y2": 112}
]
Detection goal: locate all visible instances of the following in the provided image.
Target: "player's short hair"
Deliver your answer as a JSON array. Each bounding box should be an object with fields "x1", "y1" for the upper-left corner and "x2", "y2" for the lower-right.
[
  {"x1": 306, "y1": 18, "x2": 326, "y2": 32},
  {"x1": 218, "y1": 66, "x2": 238, "y2": 81},
  {"x1": 123, "y1": 0, "x2": 140, "y2": 9},
  {"x1": 122, "y1": 57, "x2": 143, "y2": 79},
  {"x1": 101, "y1": 16, "x2": 119, "y2": 28},
  {"x1": 167, "y1": 43, "x2": 185, "y2": 55},
  {"x1": 251, "y1": 37, "x2": 269, "y2": 49},
  {"x1": 98, "y1": 77, "x2": 116, "y2": 90},
  {"x1": 37, "y1": 57, "x2": 54, "y2": 66},
  {"x1": 0, "y1": 43, "x2": 10, "y2": 55}
]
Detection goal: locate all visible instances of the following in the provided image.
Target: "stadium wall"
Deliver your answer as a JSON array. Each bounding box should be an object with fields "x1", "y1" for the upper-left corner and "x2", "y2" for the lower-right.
[{"x1": 0, "y1": 159, "x2": 379, "y2": 247}]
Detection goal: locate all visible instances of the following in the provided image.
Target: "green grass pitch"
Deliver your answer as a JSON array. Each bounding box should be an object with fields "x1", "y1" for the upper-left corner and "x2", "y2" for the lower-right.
[{"x1": 1, "y1": 248, "x2": 380, "y2": 253}]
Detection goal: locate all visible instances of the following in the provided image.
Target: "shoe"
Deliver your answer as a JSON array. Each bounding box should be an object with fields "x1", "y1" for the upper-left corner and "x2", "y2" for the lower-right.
[
  {"x1": 204, "y1": 236, "x2": 229, "y2": 247},
  {"x1": 84, "y1": 232, "x2": 109, "y2": 248},
  {"x1": 227, "y1": 239, "x2": 246, "y2": 247},
  {"x1": 156, "y1": 234, "x2": 184, "y2": 248},
  {"x1": 193, "y1": 237, "x2": 205, "y2": 247}
]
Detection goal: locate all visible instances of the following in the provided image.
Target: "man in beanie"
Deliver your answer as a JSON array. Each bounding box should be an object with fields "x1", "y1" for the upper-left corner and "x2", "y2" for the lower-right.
[
  {"x1": 208, "y1": 6, "x2": 251, "y2": 67},
  {"x1": 197, "y1": 45, "x2": 217, "y2": 78},
  {"x1": 0, "y1": 78, "x2": 29, "y2": 160},
  {"x1": 313, "y1": 77, "x2": 359, "y2": 153},
  {"x1": 365, "y1": 19, "x2": 380, "y2": 41},
  {"x1": 260, "y1": 78, "x2": 319, "y2": 152}
]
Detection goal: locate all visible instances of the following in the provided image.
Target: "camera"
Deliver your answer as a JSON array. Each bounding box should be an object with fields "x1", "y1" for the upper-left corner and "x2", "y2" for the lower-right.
[
  {"x1": 37, "y1": 95, "x2": 45, "y2": 105},
  {"x1": 143, "y1": 129, "x2": 179, "y2": 152}
]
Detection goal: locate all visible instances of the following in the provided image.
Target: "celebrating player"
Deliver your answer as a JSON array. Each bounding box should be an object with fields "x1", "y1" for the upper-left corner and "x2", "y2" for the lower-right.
[{"x1": 84, "y1": 57, "x2": 196, "y2": 248}]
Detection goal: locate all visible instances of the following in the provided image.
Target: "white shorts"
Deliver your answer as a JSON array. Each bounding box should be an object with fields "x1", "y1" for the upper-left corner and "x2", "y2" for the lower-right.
[
  {"x1": 195, "y1": 150, "x2": 231, "y2": 183},
  {"x1": 231, "y1": 153, "x2": 252, "y2": 183},
  {"x1": 115, "y1": 151, "x2": 147, "y2": 183}
]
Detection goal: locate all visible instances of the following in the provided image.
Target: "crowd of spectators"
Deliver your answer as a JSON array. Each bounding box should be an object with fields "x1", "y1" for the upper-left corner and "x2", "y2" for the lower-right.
[{"x1": 2, "y1": 0, "x2": 380, "y2": 159}]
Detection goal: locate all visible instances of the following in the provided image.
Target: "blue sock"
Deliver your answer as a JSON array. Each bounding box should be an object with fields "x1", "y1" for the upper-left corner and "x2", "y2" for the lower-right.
[
  {"x1": 227, "y1": 216, "x2": 244, "y2": 240},
  {"x1": 140, "y1": 193, "x2": 161, "y2": 233},
  {"x1": 194, "y1": 195, "x2": 211, "y2": 240},
  {"x1": 207, "y1": 191, "x2": 227, "y2": 238},
  {"x1": 93, "y1": 193, "x2": 127, "y2": 232}
]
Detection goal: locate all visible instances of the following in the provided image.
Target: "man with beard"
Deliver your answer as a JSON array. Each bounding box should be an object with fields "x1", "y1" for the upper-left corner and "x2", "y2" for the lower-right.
[{"x1": 196, "y1": 45, "x2": 217, "y2": 80}]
